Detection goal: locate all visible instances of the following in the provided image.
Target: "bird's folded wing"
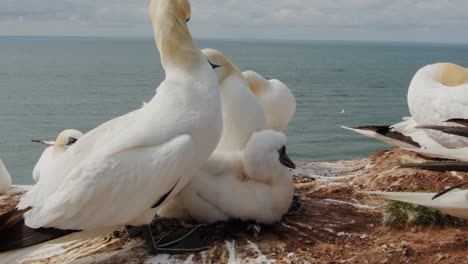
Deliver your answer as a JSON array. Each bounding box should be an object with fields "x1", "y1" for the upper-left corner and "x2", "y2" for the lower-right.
[{"x1": 23, "y1": 134, "x2": 196, "y2": 230}]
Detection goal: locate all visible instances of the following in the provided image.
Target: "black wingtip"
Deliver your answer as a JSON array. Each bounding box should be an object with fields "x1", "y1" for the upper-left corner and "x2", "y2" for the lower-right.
[
  {"x1": 352, "y1": 125, "x2": 421, "y2": 148},
  {"x1": 416, "y1": 125, "x2": 468, "y2": 138},
  {"x1": 444, "y1": 118, "x2": 468, "y2": 127},
  {"x1": 0, "y1": 209, "x2": 77, "y2": 253},
  {"x1": 432, "y1": 182, "x2": 468, "y2": 200},
  {"x1": 400, "y1": 162, "x2": 468, "y2": 172}
]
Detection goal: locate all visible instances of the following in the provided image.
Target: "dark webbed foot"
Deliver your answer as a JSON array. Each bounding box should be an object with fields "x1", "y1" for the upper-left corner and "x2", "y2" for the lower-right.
[{"x1": 138, "y1": 223, "x2": 210, "y2": 254}]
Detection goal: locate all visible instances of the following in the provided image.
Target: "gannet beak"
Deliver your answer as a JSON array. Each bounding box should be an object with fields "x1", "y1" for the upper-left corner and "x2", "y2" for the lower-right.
[
  {"x1": 208, "y1": 60, "x2": 220, "y2": 69},
  {"x1": 31, "y1": 140, "x2": 55, "y2": 146},
  {"x1": 278, "y1": 146, "x2": 296, "y2": 169}
]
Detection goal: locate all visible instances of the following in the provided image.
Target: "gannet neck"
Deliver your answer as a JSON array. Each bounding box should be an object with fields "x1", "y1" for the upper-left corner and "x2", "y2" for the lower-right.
[
  {"x1": 150, "y1": 0, "x2": 202, "y2": 71},
  {"x1": 435, "y1": 63, "x2": 467, "y2": 87},
  {"x1": 243, "y1": 71, "x2": 269, "y2": 95}
]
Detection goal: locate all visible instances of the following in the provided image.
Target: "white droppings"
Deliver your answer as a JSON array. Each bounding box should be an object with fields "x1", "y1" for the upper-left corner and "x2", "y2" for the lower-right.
[
  {"x1": 225, "y1": 241, "x2": 236, "y2": 264},
  {"x1": 450, "y1": 171, "x2": 463, "y2": 180},
  {"x1": 323, "y1": 199, "x2": 380, "y2": 210},
  {"x1": 247, "y1": 240, "x2": 270, "y2": 264},
  {"x1": 182, "y1": 254, "x2": 194, "y2": 264}
]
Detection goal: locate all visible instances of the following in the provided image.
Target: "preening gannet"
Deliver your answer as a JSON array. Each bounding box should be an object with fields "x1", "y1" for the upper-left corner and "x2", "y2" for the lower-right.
[
  {"x1": 365, "y1": 182, "x2": 468, "y2": 220},
  {"x1": 32, "y1": 129, "x2": 83, "y2": 182},
  {"x1": 243, "y1": 71, "x2": 296, "y2": 132},
  {"x1": 201, "y1": 49, "x2": 267, "y2": 151},
  {"x1": 0, "y1": 0, "x2": 222, "y2": 254},
  {"x1": 408, "y1": 63, "x2": 468, "y2": 148},
  {"x1": 158, "y1": 130, "x2": 295, "y2": 224},
  {"x1": 0, "y1": 160, "x2": 12, "y2": 195}
]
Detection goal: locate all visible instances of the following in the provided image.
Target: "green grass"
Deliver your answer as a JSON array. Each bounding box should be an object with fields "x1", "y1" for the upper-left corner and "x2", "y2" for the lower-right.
[{"x1": 382, "y1": 201, "x2": 466, "y2": 228}]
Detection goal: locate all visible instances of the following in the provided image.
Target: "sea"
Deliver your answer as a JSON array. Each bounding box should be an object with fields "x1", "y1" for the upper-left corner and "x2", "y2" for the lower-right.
[{"x1": 1, "y1": 36, "x2": 467, "y2": 185}]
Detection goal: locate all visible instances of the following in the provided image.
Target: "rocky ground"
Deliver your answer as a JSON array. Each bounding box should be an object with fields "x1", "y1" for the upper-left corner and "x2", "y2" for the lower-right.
[{"x1": 0, "y1": 148, "x2": 467, "y2": 264}]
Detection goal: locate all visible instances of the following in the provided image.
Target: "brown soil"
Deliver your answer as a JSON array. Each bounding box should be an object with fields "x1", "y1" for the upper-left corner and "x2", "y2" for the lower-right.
[{"x1": 1, "y1": 148, "x2": 467, "y2": 264}]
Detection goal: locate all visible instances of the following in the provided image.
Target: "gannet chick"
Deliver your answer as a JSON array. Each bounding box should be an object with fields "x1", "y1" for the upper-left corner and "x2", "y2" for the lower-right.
[
  {"x1": 158, "y1": 130, "x2": 296, "y2": 224},
  {"x1": 0, "y1": 0, "x2": 222, "y2": 255},
  {"x1": 0, "y1": 160, "x2": 12, "y2": 195},
  {"x1": 366, "y1": 182, "x2": 468, "y2": 220},
  {"x1": 32, "y1": 129, "x2": 83, "y2": 182},
  {"x1": 408, "y1": 63, "x2": 468, "y2": 148},
  {"x1": 243, "y1": 71, "x2": 296, "y2": 132},
  {"x1": 201, "y1": 49, "x2": 267, "y2": 151}
]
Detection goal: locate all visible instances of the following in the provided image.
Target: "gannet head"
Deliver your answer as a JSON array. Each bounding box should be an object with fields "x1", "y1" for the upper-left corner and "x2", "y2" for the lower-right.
[
  {"x1": 435, "y1": 63, "x2": 468, "y2": 87},
  {"x1": 201, "y1": 48, "x2": 240, "y2": 84},
  {"x1": 242, "y1": 70, "x2": 271, "y2": 96},
  {"x1": 242, "y1": 130, "x2": 295, "y2": 180},
  {"x1": 149, "y1": 0, "x2": 197, "y2": 68},
  {"x1": 54, "y1": 129, "x2": 83, "y2": 148}
]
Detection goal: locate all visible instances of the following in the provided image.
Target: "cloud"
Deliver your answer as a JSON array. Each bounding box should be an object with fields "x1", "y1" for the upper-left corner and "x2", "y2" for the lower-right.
[{"x1": 0, "y1": 0, "x2": 467, "y2": 42}]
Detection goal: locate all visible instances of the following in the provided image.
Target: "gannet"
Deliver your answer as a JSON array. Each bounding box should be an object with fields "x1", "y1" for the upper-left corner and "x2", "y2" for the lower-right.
[
  {"x1": 408, "y1": 63, "x2": 468, "y2": 148},
  {"x1": 0, "y1": 0, "x2": 222, "y2": 254},
  {"x1": 243, "y1": 71, "x2": 296, "y2": 132},
  {"x1": 365, "y1": 182, "x2": 468, "y2": 220},
  {"x1": 32, "y1": 129, "x2": 83, "y2": 182},
  {"x1": 201, "y1": 49, "x2": 267, "y2": 151},
  {"x1": 0, "y1": 160, "x2": 12, "y2": 195},
  {"x1": 158, "y1": 130, "x2": 295, "y2": 224}
]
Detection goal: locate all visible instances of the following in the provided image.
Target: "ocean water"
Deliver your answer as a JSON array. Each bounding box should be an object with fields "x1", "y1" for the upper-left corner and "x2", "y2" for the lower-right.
[{"x1": 1, "y1": 36, "x2": 467, "y2": 185}]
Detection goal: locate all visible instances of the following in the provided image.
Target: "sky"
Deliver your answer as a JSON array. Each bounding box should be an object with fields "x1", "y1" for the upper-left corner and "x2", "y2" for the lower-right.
[{"x1": 1, "y1": 0, "x2": 468, "y2": 43}]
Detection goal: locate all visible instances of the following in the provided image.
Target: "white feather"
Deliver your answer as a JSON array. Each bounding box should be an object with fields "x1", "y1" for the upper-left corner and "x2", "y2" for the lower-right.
[
  {"x1": 243, "y1": 71, "x2": 296, "y2": 132},
  {"x1": 158, "y1": 130, "x2": 294, "y2": 224},
  {"x1": 202, "y1": 49, "x2": 267, "y2": 152},
  {"x1": 17, "y1": 0, "x2": 222, "y2": 231},
  {"x1": 0, "y1": 159, "x2": 12, "y2": 195},
  {"x1": 32, "y1": 129, "x2": 83, "y2": 182},
  {"x1": 365, "y1": 190, "x2": 468, "y2": 220},
  {"x1": 341, "y1": 117, "x2": 442, "y2": 149},
  {"x1": 408, "y1": 63, "x2": 468, "y2": 148}
]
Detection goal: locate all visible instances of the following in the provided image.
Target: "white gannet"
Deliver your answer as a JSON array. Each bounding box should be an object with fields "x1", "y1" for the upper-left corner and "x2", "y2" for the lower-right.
[
  {"x1": 365, "y1": 182, "x2": 468, "y2": 220},
  {"x1": 32, "y1": 129, "x2": 83, "y2": 182},
  {"x1": 342, "y1": 117, "x2": 442, "y2": 150},
  {"x1": 1, "y1": 0, "x2": 222, "y2": 254},
  {"x1": 243, "y1": 71, "x2": 296, "y2": 132},
  {"x1": 201, "y1": 49, "x2": 267, "y2": 151},
  {"x1": 158, "y1": 130, "x2": 295, "y2": 224},
  {"x1": 408, "y1": 63, "x2": 468, "y2": 148},
  {"x1": 0, "y1": 160, "x2": 12, "y2": 195}
]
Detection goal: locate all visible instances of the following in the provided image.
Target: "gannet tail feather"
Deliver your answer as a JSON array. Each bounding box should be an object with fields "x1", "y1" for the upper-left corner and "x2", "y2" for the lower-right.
[
  {"x1": 0, "y1": 209, "x2": 77, "y2": 253},
  {"x1": 400, "y1": 161, "x2": 468, "y2": 172}
]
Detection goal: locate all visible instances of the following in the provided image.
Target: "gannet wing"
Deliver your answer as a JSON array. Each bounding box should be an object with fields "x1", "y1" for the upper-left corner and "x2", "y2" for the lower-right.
[
  {"x1": 445, "y1": 118, "x2": 468, "y2": 127},
  {"x1": 341, "y1": 125, "x2": 421, "y2": 149},
  {"x1": 365, "y1": 190, "x2": 468, "y2": 220},
  {"x1": 417, "y1": 125, "x2": 468, "y2": 138},
  {"x1": 402, "y1": 147, "x2": 468, "y2": 161},
  {"x1": 400, "y1": 161, "x2": 468, "y2": 172},
  {"x1": 32, "y1": 148, "x2": 53, "y2": 182},
  {"x1": 23, "y1": 134, "x2": 196, "y2": 230}
]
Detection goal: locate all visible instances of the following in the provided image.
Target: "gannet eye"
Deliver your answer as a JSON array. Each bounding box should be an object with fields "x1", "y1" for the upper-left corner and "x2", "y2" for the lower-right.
[
  {"x1": 208, "y1": 60, "x2": 220, "y2": 69},
  {"x1": 186, "y1": 17, "x2": 191, "y2": 23},
  {"x1": 67, "y1": 137, "x2": 78, "y2": 146}
]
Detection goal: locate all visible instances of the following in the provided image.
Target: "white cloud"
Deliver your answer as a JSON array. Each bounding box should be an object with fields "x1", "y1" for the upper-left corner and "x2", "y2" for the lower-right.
[{"x1": 0, "y1": 0, "x2": 467, "y2": 43}]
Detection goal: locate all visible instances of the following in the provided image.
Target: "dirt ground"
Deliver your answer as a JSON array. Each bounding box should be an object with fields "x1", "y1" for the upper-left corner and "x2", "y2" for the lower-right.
[{"x1": 1, "y1": 148, "x2": 467, "y2": 264}]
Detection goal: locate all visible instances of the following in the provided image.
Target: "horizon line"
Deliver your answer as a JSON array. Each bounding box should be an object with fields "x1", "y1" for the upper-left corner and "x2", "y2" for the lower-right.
[{"x1": 0, "y1": 35, "x2": 467, "y2": 45}]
